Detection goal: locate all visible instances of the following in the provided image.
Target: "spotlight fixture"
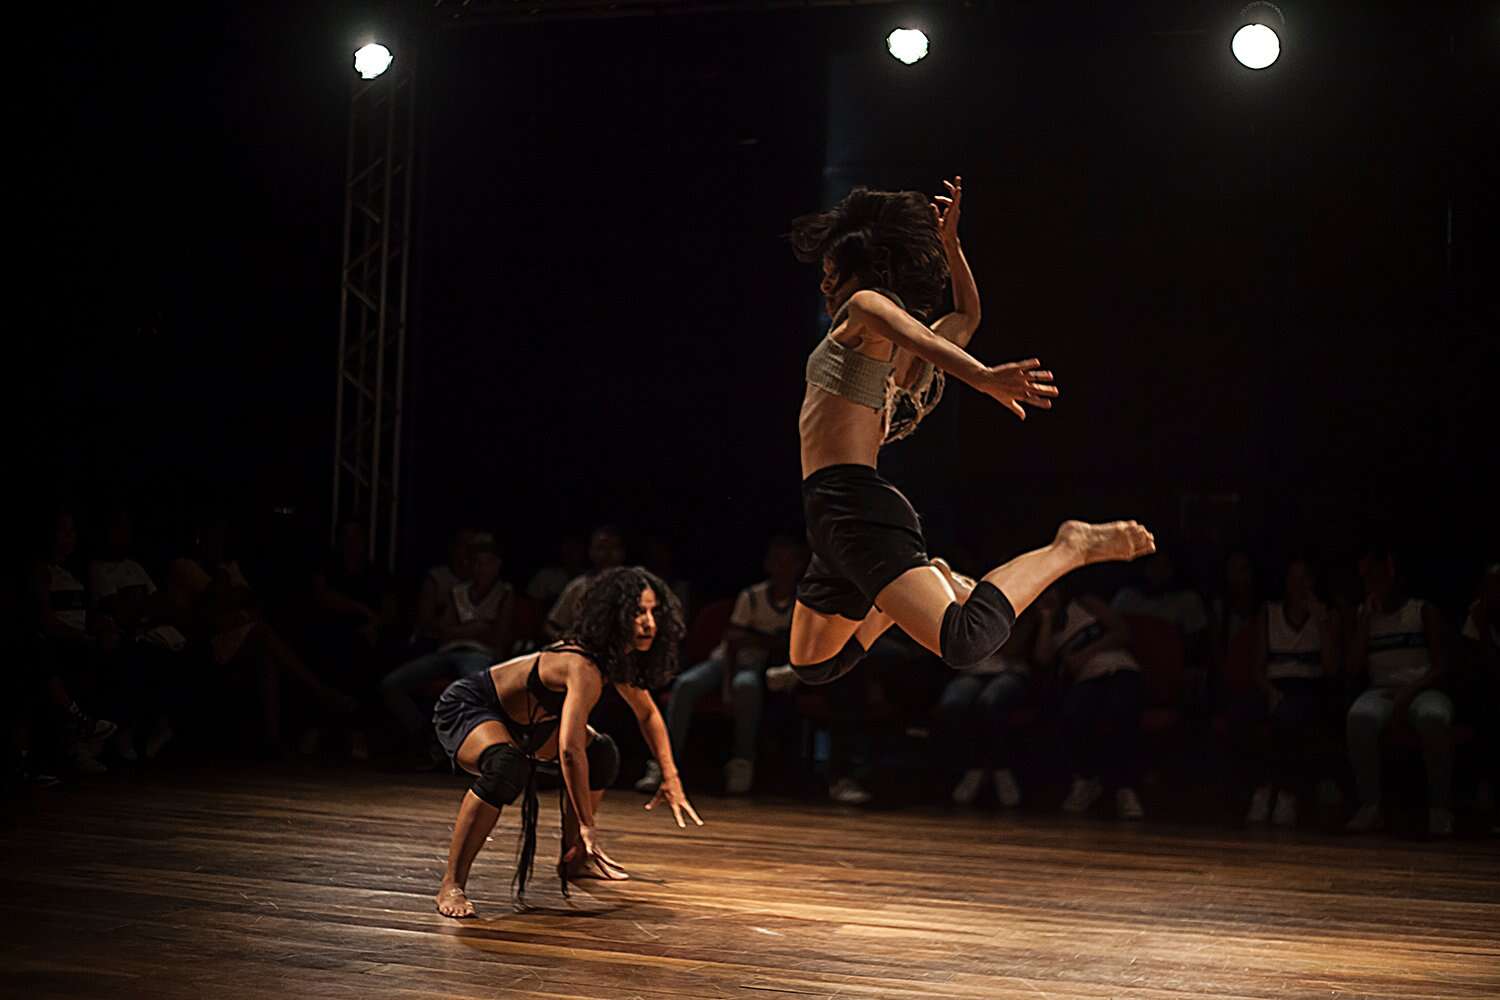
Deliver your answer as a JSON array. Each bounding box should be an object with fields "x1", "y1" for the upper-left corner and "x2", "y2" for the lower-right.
[
  {"x1": 354, "y1": 42, "x2": 393, "y2": 80},
  {"x1": 886, "y1": 28, "x2": 929, "y2": 66},
  {"x1": 1232, "y1": 3, "x2": 1283, "y2": 70}
]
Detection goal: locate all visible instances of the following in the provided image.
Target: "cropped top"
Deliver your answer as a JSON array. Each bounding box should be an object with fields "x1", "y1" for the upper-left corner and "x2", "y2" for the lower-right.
[{"x1": 804, "y1": 288, "x2": 946, "y2": 443}]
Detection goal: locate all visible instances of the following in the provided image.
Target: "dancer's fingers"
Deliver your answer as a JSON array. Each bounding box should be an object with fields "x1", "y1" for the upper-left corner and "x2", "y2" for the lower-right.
[
  {"x1": 1006, "y1": 400, "x2": 1027, "y2": 420},
  {"x1": 1008, "y1": 358, "x2": 1041, "y2": 371},
  {"x1": 685, "y1": 802, "x2": 704, "y2": 826},
  {"x1": 671, "y1": 803, "x2": 686, "y2": 828},
  {"x1": 1025, "y1": 369, "x2": 1055, "y2": 382},
  {"x1": 1026, "y1": 397, "x2": 1054, "y2": 409},
  {"x1": 935, "y1": 195, "x2": 953, "y2": 206},
  {"x1": 1027, "y1": 382, "x2": 1060, "y2": 397}
]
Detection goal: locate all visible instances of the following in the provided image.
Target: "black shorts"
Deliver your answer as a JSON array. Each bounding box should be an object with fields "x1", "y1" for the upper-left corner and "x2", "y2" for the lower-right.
[
  {"x1": 432, "y1": 673, "x2": 505, "y2": 763},
  {"x1": 797, "y1": 464, "x2": 930, "y2": 621}
]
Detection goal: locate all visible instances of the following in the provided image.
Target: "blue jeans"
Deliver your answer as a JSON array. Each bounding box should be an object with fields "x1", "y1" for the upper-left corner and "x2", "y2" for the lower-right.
[
  {"x1": 933, "y1": 671, "x2": 1029, "y2": 770},
  {"x1": 1347, "y1": 687, "x2": 1453, "y2": 808},
  {"x1": 667, "y1": 656, "x2": 763, "y2": 763},
  {"x1": 380, "y1": 648, "x2": 495, "y2": 739}
]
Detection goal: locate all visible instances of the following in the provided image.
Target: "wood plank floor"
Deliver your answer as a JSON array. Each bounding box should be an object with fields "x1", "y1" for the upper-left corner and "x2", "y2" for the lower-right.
[{"x1": 3, "y1": 766, "x2": 1497, "y2": 999}]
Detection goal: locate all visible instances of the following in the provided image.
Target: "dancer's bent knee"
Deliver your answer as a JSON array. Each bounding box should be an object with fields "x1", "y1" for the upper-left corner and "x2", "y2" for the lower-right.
[
  {"x1": 790, "y1": 637, "x2": 868, "y2": 685},
  {"x1": 939, "y1": 581, "x2": 1017, "y2": 669}
]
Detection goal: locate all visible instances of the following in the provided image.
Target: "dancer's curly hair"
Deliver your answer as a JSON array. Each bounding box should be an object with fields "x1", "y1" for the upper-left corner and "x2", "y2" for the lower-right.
[
  {"x1": 789, "y1": 186, "x2": 949, "y2": 320},
  {"x1": 562, "y1": 566, "x2": 685, "y2": 689}
]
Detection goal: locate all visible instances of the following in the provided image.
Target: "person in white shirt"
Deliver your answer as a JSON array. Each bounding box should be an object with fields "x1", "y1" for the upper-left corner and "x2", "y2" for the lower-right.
[
  {"x1": 1345, "y1": 544, "x2": 1453, "y2": 836},
  {"x1": 1035, "y1": 584, "x2": 1146, "y2": 820},
  {"x1": 637, "y1": 537, "x2": 806, "y2": 796},
  {"x1": 87, "y1": 509, "x2": 185, "y2": 761},
  {"x1": 381, "y1": 535, "x2": 514, "y2": 759},
  {"x1": 413, "y1": 528, "x2": 476, "y2": 648},
  {"x1": 1241, "y1": 555, "x2": 1339, "y2": 827}
]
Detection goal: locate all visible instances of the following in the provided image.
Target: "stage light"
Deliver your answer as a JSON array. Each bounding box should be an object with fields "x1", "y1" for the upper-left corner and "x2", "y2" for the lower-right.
[
  {"x1": 1231, "y1": 3, "x2": 1284, "y2": 70},
  {"x1": 887, "y1": 28, "x2": 929, "y2": 66},
  {"x1": 1232, "y1": 23, "x2": 1279, "y2": 69},
  {"x1": 354, "y1": 42, "x2": 393, "y2": 80}
]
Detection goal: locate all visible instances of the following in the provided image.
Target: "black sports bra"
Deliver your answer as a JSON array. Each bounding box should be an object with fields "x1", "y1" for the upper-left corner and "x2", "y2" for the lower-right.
[{"x1": 494, "y1": 644, "x2": 590, "y2": 754}]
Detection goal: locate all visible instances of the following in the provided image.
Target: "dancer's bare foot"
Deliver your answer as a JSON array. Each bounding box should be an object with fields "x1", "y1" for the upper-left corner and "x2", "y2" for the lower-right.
[
  {"x1": 1056, "y1": 520, "x2": 1155, "y2": 566},
  {"x1": 436, "y1": 880, "x2": 476, "y2": 918}
]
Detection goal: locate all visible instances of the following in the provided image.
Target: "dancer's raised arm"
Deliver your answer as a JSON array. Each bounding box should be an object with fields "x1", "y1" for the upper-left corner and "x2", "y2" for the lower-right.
[
  {"x1": 929, "y1": 176, "x2": 981, "y2": 348},
  {"x1": 846, "y1": 290, "x2": 1055, "y2": 420}
]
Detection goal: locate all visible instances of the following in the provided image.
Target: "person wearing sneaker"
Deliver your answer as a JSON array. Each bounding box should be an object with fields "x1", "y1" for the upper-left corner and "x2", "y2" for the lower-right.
[
  {"x1": 1241, "y1": 556, "x2": 1340, "y2": 828},
  {"x1": 1456, "y1": 564, "x2": 1499, "y2": 833},
  {"x1": 933, "y1": 614, "x2": 1033, "y2": 808},
  {"x1": 1034, "y1": 585, "x2": 1146, "y2": 820},
  {"x1": 640, "y1": 537, "x2": 805, "y2": 797},
  {"x1": 1345, "y1": 544, "x2": 1455, "y2": 837}
]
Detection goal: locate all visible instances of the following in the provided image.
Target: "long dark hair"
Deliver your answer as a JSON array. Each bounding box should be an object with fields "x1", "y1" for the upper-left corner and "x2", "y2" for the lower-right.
[
  {"x1": 789, "y1": 186, "x2": 949, "y2": 320},
  {"x1": 562, "y1": 566, "x2": 685, "y2": 689}
]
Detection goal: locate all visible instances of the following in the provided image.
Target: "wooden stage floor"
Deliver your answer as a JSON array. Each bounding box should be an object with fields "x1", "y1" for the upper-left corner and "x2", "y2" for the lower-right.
[{"x1": 4, "y1": 766, "x2": 1497, "y2": 1000}]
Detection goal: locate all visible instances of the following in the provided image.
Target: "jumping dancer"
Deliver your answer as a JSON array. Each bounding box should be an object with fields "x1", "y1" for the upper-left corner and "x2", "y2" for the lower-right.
[
  {"x1": 782, "y1": 177, "x2": 1155, "y2": 687},
  {"x1": 433, "y1": 566, "x2": 701, "y2": 918}
]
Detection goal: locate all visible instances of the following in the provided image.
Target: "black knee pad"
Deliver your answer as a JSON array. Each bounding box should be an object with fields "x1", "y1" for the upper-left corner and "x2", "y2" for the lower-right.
[
  {"x1": 471, "y1": 743, "x2": 528, "y2": 808},
  {"x1": 939, "y1": 581, "x2": 1017, "y2": 669},
  {"x1": 586, "y1": 732, "x2": 620, "y2": 789},
  {"x1": 791, "y1": 637, "x2": 868, "y2": 686}
]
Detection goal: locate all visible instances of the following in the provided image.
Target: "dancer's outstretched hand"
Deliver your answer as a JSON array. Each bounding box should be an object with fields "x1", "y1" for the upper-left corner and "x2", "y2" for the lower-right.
[
  {"x1": 646, "y1": 776, "x2": 704, "y2": 829},
  {"x1": 931, "y1": 175, "x2": 963, "y2": 247},
  {"x1": 978, "y1": 358, "x2": 1058, "y2": 420},
  {"x1": 566, "y1": 825, "x2": 630, "y2": 880}
]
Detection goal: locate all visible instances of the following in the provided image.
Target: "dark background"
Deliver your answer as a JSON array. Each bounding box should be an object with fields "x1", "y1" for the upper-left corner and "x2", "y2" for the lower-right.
[{"x1": 27, "y1": 1, "x2": 1498, "y2": 606}]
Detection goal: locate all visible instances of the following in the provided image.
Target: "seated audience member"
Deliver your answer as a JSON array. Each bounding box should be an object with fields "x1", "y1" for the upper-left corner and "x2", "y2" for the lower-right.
[
  {"x1": 1344, "y1": 543, "x2": 1454, "y2": 836},
  {"x1": 525, "y1": 535, "x2": 587, "y2": 607},
  {"x1": 306, "y1": 518, "x2": 398, "y2": 757},
  {"x1": 1240, "y1": 555, "x2": 1339, "y2": 827},
  {"x1": 544, "y1": 524, "x2": 625, "y2": 639},
  {"x1": 934, "y1": 564, "x2": 1036, "y2": 808},
  {"x1": 1212, "y1": 549, "x2": 1260, "y2": 666},
  {"x1": 380, "y1": 533, "x2": 514, "y2": 759},
  {"x1": 1113, "y1": 550, "x2": 1210, "y2": 667},
  {"x1": 644, "y1": 535, "x2": 694, "y2": 614},
  {"x1": 413, "y1": 528, "x2": 475, "y2": 648},
  {"x1": 32, "y1": 508, "x2": 117, "y2": 773},
  {"x1": 1457, "y1": 563, "x2": 1498, "y2": 825},
  {"x1": 636, "y1": 535, "x2": 805, "y2": 795},
  {"x1": 88, "y1": 509, "x2": 187, "y2": 761},
  {"x1": 169, "y1": 520, "x2": 355, "y2": 755},
  {"x1": 1036, "y1": 584, "x2": 1147, "y2": 820}
]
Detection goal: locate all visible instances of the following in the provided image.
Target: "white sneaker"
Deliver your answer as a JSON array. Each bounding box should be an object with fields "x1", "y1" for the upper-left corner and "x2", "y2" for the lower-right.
[
  {"x1": 1345, "y1": 803, "x2": 1383, "y2": 834},
  {"x1": 951, "y1": 768, "x2": 985, "y2": 805},
  {"x1": 634, "y1": 760, "x2": 663, "y2": 793},
  {"x1": 1428, "y1": 807, "x2": 1454, "y2": 837},
  {"x1": 1116, "y1": 787, "x2": 1145, "y2": 821},
  {"x1": 993, "y1": 768, "x2": 1022, "y2": 808},
  {"x1": 1272, "y1": 790, "x2": 1297, "y2": 828},
  {"x1": 1246, "y1": 785, "x2": 1273, "y2": 824},
  {"x1": 829, "y1": 777, "x2": 871, "y2": 805},
  {"x1": 1062, "y1": 777, "x2": 1102, "y2": 814},
  {"x1": 765, "y1": 665, "x2": 799, "y2": 693},
  {"x1": 724, "y1": 757, "x2": 754, "y2": 796}
]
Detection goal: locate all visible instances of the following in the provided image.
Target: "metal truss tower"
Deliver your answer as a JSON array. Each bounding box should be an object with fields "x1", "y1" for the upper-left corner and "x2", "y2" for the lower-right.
[{"x1": 332, "y1": 61, "x2": 416, "y2": 570}]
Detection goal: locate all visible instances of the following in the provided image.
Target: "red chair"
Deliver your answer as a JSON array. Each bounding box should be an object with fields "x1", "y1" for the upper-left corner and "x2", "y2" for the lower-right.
[{"x1": 1123, "y1": 614, "x2": 1185, "y2": 735}]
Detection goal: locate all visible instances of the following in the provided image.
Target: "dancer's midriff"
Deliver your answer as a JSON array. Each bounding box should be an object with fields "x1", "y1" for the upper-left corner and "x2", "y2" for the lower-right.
[{"x1": 799, "y1": 382, "x2": 883, "y2": 479}]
